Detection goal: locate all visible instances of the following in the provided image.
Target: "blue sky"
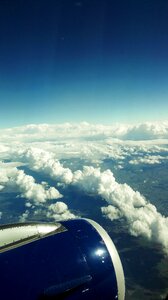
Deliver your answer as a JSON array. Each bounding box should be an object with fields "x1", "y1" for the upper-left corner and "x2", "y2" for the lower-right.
[{"x1": 0, "y1": 0, "x2": 168, "y2": 127}]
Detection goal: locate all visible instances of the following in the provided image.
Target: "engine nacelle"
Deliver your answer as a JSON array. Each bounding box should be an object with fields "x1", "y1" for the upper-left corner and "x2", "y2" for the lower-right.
[{"x1": 0, "y1": 219, "x2": 125, "y2": 299}]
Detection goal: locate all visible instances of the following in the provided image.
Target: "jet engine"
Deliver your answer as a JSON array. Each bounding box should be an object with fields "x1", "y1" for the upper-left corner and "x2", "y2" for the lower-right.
[{"x1": 0, "y1": 218, "x2": 125, "y2": 299}]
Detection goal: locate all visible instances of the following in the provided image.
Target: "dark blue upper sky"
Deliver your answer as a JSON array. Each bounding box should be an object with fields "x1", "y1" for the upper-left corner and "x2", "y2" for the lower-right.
[{"x1": 0, "y1": 0, "x2": 168, "y2": 127}]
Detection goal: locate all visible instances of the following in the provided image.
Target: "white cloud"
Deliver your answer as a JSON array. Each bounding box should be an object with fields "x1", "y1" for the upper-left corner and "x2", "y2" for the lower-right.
[
  {"x1": 72, "y1": 166, "x2": 168, "y2": 254},
  {"x1": 124, "y1": 121, "x2": 168, "y2": 140},
  {"x1": 20, "y1": 202, "x2": 76, "y2": 223},
  {"x1": 101, "y1": 205, "x2": 122, "y2": 221},
  {"x1": 0, "y1": 163, "x2": 62, "y2": 205},
  {"x1": 73, "y1": 167, "x2": 168, "y2": 254},
  {"x1": 14, "y1": 146, "x2": 168, "y2": 254},
  {"x1": 70, "y1": 166, "x2": 168, "y2": 253},
  {"x1": 0, "y1": 121, "x2": 168, "y2": 254},
  {"x1": 47, "y1": 201, "x2": 76, "y2": 221},
  {"x1": 19, "y1": 147, "x2": 73, "y2": 184},
  {"x1": 0, "y1": 162, "x2": 76, "y2": 223},
  {"x1": 19, "y1": 210, "x2": 30, "y2": 222},
  {"x1": 0, "y1": 121, "x2": 168, "y2": 143},
  {"x1": 25, "y1": 202, "x2": 33, "y2": 208},
  {"x1": 1, "y1": 122, "x2": 168, "y2": 167},
  {"x1": 129, "y1": 155, "x2": 168, "y2": 165}
]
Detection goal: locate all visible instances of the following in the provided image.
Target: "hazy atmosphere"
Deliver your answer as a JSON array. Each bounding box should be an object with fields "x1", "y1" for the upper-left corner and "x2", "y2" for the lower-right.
[{"x1": 0, "y1": 1, "x2": 168, "y2": 299}]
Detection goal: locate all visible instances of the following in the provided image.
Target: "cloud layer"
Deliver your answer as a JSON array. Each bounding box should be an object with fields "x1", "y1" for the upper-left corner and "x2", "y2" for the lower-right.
[
  {"x1": 10, "y1": 147, "x2": 168, "y2": 255},
  {"x1": 0, "y1": 121, "x2": 168, "y2": 142},
  {"x1": 0, "y1": 121, "x2": 168, "y2": 254}
]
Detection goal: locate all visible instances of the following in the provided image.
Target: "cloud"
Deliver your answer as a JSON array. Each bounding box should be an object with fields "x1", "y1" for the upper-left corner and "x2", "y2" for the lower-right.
[
  {"x1": 2, "y1": 121, "x2": 167, "y2": 171},
  {"x1": 19, "y1": 210, "x2": 30, "y2": 222},
  {"x1": 0, "y1": 162, "x2": 76, "y2": 223},
  {"x1": 15, "y1": 147, "x2": 168, "y2": 255},
  {"x1": 0, "y1": 122, "x2": 168, "y2": 254},
  {"x1": 19, "y1": 201, "x2": 76, "y2": 222},
  {"x1": 1, "y1": 122, "x2": 168, "y2": 168},
  {"x1": 19, "y1": 147, "x2": 73, "y2": 184},
  {"x1": 101, "y1": 205, "x2": 122, "y2": 221},
  {"x1": 0, "y1": 121, "x2": 168, "y2": 143},
  {"x1": 129, "y1": 155, "x2": 168, "y2": 165},
  {"x1": 0, "y1": 163, "x2": 62, "y2": 205},
  {"x1": 47, "y1": 201, "x2": 76, "y2": 221},
  {"x1": 72, "y1": 166, "x2": 168, "y2": 254},
  {"x1": 124, "y1": 122, "x2": 168, "y2": 140}
]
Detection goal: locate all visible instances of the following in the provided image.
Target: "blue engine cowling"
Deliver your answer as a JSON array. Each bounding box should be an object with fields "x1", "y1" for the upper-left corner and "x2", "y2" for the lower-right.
[{"x1": 0, "y1": 218, "x2": 125, "y2": 299}]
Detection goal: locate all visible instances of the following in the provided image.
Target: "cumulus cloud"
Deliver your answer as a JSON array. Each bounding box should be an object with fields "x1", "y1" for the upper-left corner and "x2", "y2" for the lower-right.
[
  {"x1": 101, "y1": 205, "x2": 122, "y2": 221},
  {"x1": 19, "y1": 147, "x2": 73, "y2": 184},
  {"x1": 0, "y1": 121, "x2": 168, "y2": 143},
  {"x1": 47, "y1": 201, "x2": 76, "y2": 221},
  {"x1": 0, "y1": 163, "x2": 62, "y2": 205},
  {"x1": 124, "y1": 121, "x2": 168, "y2": 140},
  {"x1": 0, "y1": 121, "x2": 168, "y2": 254},
  {"x1": 2, "y1": 121, "x2": 167, "y2": 171},
  {"x1": 129, "y1": 155, "x2": 168, "y2": 165},
  {"x1": 0, "y1": 162, "x2": 76, "y2": 222},
  {"x1": 72, "y1": 166, "x2": 168, "y2": 253},
  {"x1": 19, "y1": 210, "x2": 30, "y2": 222},
  {"x1": 1, "y1": 122, "x2": 168, "y2": 167},
  {"x1": 15, "y1": 147, "x2": 168, "y2": 254}
]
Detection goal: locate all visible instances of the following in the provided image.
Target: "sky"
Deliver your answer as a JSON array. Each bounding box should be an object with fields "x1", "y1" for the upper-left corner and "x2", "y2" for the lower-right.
[{"x1": 0, "y1": 0, "x2": 168, "y2": 127}]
